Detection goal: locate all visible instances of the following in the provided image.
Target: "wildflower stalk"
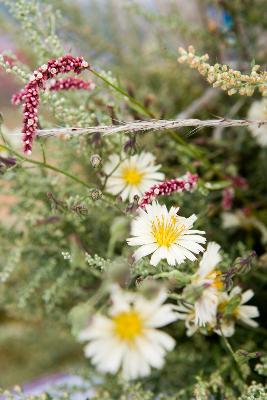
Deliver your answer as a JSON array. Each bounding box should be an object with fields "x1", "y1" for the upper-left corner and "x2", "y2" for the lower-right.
[
  {"x1": 90, "y1": 68, "x2": 155, "y2": 118},
  {"x1": 36, "y1": 118, "x2": 267, "y2": 138},
  {"x1": 220, "y1": 328, "x2": 245, "y2": 382},
  {"x1": 0, "y1": 140, "x2": 126, "y2": 215},
  {"x1": 0, "y1": 143, "x2": 92, "y2": 189}
]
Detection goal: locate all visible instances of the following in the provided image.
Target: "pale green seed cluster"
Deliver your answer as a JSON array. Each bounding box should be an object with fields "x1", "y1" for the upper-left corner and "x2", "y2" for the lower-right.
[
  {"x1": 3, "y1": 0, "x2": 63, "y2": 63},
  {"x1": 178, "y1": 46, "x2": 267, "y2": 96},
  {"x1": 0, "y1": 53, "x2": 29, "y2": 82}
]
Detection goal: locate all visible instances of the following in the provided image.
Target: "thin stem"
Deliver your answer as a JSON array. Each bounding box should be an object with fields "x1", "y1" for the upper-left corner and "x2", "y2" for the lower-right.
[
  {"x1": 0, "y1": 143, "x2": 127, "y2": 216},
  {"x1": 39, "y1": 141, "x2": 47, "y2": 165},
  {"x1": 90, "y1": 68, "x2": 154, "y2": 118},
  {"x1": 220, "y1": 328, "x2": 244, "y2": 381},
  {"x1": 0, "y1": 143, "x2": 92, "y2": 190}
]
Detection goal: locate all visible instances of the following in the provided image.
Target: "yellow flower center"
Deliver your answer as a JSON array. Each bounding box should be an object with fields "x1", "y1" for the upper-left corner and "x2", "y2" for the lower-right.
[
  {"x1": 122, "y1": 167, "x2": 144, "y2": 185},
  {"x1": 113, "y1": 310, "x2": 143, "y2": 342},
  {"x1": 218, "y1": 300, "x2": 239, "y2": 317},
  {"x1": 211, "y1": 271, "x2": 224, "y2": 290},
  {"x1": 151, "y1": 215, "x2": 185, "y2": 247}
]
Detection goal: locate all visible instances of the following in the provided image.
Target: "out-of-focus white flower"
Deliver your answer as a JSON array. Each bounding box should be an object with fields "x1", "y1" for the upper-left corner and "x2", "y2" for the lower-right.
[
  {"x1": 190, "y1": 242, "x2": 223, "y2": 327},
  {"x1": 247, "y1": 99, "x2": 267, "y2": 146},
  {"x1": 222, "y1": 211, "x2": 267, "y2": 244},
  {"x1": 103, "y1": 152, "x2": 164, "y2": 202},
  {"x1": 216, "y1": 286, "x2": 259, "y2": 337},
  {"x1": 221, "y1": 211, "x2": 241, "y2": 229},
  {"x1": 127, "y1": 202, "x2": 206, "y2": 266},
  {"x1": 79, "y1": 285, "x2": 178, "y2": 380},
  {"x1": 176, "y1": 303, "x2": 198, "y2": 337}
]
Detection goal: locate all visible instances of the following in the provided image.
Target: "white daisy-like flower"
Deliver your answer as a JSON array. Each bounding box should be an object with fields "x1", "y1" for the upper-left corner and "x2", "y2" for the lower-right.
[
  {"x1": 103, "y1": 152, "x2": 164, "y2": 202},
  {"x1": 216, "y1": 286, "x2": 259, "y2": 337},
  {"x1": 78, "y1": 285, "x2": 178, "y2": 380},
  {"x1": 127, "y1": 202, "x2": 206, "y2": 266},
  {"x1": 247, "y1": 99, "x2": 267, "y2": 146},
  {"x1": 191, "y1": 242, "x2": 223, "y2": 327}
]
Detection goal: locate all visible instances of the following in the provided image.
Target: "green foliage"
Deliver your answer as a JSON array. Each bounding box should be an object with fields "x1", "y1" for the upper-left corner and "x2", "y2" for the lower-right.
[{"x1": 0, "y1": 0, "x2": 267, "y2": 398}]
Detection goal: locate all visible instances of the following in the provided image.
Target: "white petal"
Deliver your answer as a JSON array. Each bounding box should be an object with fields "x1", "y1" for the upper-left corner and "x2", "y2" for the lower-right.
[
  {"x1": 198, "y1": 242, "x2": 222, "y2": 277},
  {"x1": 78, "y1": 315, "x2": 113, "y2": 341},
  {"x1": 238, "y1": 305, "x2": 259, "y2": 323},
  {"x1": 133, "y1": 243, "x2": 158, "y2": 261},
  {"x1": 150, "y1": 247, "x2": 165, "y2": 266},
  {"x1": 145, "y1": 329, "x2": 176, "y2": 351},
  {"x1": 135, "y1": 336, "x2": 165, "y2": 369},
  {"x1": 122, "y1": 347, "x2": 150, "y2": 380},
  {"x1": 146, "y1": 304, "x2": 178, "y2": 328},
  {"x1": 241, "y1": 289, "x2": 254, "y2": 304}
]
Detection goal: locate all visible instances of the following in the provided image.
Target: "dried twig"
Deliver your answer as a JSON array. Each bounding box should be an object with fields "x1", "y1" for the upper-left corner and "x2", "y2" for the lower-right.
[{"x1": 35, "y1": 118, "x2": 267, "y2": 138}]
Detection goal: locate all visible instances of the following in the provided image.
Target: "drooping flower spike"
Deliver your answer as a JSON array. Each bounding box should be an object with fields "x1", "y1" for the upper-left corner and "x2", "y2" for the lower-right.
[
  {"x1": 127, "y1": 201, "x2": 206, "y2": 266},
  {"x1": 139, "y1": 172, "x2": 198, "y2": 208},
  {"x1": 11, "y1": 54, "x2": 90, "y2": 154},
  {"x1": 12, "y1": 77, "x2": 95, "y2": 105}
]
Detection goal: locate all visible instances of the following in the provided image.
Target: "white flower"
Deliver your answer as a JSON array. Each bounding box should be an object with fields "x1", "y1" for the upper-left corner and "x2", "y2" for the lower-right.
[
  {"x1": 176, "y1": 303, "x2": 198, "y2": 337},
  {"x1": 216, "y1": 286, "x2": 259, "y2": 337},
  {"x1": 247, "y1": 99, "x2": 267, "y2": 146},
  {"x1": 79, "y1": 286, "x2": 178, "y2": 380},
  {"x1": 191, "y1": 242, "x2": 223, "y2": 327},
  {"x1": 221, "y1": 211, "x2": 241, "y2": 229},
  {"x1": 103, "y1": 152, "x2": 164, "y2": 202},
  {"x1": 127, "y1": 202, "x2": 206, "y2": 266}
]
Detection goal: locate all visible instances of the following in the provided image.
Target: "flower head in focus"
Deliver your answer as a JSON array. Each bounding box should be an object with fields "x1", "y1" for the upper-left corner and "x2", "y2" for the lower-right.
[
  {"x1": 79, "y1": 285, "x2": 178, "y2": 380},
  {"x1": 127, "y1": 202, "x2": 206, "y2": 266},
  {"x1": 247, "y1": 99, "x2": 267, "y2": 146},
  {"x1": 103, "y1": 152, "x2": 164, "y2": 202}
]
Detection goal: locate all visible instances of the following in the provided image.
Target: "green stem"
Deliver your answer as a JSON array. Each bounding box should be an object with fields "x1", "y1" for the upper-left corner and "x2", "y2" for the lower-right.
[
  {"x1": 90, "y1": 68, "x2": 154, "y2": 118},
  {"x1": 220, "y1": 328, "x2": 244, "y2": 381},
  {"x1": 89, "y1": 69, "x2": 220, "y2": 174},
  {"x1": 0, "y1": 143, "x2": 92, "y2": 190},
  {"x1": 0, "y1": 143, "x2": 127, "y2": 215}
]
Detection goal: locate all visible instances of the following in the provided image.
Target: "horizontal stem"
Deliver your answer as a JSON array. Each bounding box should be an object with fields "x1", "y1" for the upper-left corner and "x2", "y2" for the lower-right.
[{"x1": 34, "y1": 118, "x2": 267, "y2": 138}]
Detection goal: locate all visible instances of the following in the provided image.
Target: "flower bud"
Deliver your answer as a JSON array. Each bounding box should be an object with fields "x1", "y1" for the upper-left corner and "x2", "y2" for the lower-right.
[
  {"x1": 90, "y1": 188, "x2": 102, "y2": 201},
  {"x1": 90, "y1": 154, "x2": 101, "y2": 168}
]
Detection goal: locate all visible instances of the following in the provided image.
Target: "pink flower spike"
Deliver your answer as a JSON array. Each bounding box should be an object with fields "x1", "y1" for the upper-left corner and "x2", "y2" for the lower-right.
[
  {"x1": 221, "y1": 187, "x2": 235, "y2": 210},
  {"x1": 139, "y1": 172, "x2": 198, "y2": 208},
  {"x1": 11, "y1": 54, "x2": 91, "y2": 154},
  {"x1": 48, "y1": 77, "x2": 95, "y2": 92}
]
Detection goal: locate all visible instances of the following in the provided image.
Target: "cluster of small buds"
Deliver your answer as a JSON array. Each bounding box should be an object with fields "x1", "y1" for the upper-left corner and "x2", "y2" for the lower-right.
[
  {"x1": 61, "y1": 251, "x2": 72, "y2": 261},
  {"x1": 49, "y1": 77, "x2": 95, "y2": 92},
  {"x1": 230, "y1": 175, "x2": 248, "y2": 189},
  {"x1": 139, "y1": 172, "x2": 198, "y2": 208},
  {"x1": 90, "y1": 153, "x2": 102, "y2": 168},
  {"x1": 90, "y1": 188, "x2": 103, "y2": 201},
  {"x1": 221, "y1": 175, "x2": 248, "y2": 210},
  {"x1": 178, "y1": 46, "x2": 267, "y2": 97},
  {"x1": 12, "y1": 77, "x2": 95, "y2": 105},
  {"x1": 11, "y1": 54, "x2": 90, "y2": 154}
]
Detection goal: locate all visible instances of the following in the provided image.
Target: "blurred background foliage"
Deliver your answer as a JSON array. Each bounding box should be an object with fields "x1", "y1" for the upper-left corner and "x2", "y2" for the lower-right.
[{"x1": 0, "y1": 0, "x2": 267, "y2": 398}]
